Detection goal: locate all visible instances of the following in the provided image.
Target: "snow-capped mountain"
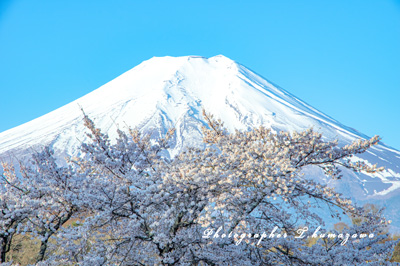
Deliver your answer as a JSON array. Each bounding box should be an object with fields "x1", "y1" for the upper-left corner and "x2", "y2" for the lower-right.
[{"x1": 1, "y1": 55, "x2": 400, "y2": 227}]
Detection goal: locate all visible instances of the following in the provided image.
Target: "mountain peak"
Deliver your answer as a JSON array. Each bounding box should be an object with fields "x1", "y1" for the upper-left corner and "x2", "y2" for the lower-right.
[
  {"x1": 0, "y1": 55, "x2": 395, "y2": 156},
  {"x1": 141, "y1": 55, "x2": 236, "y2": 72},
  {"x1": 0, "y1": 55, "x2": 399, "y2": 206},
  {"x1": 147, "y1": 54, "x2": 232, "y2": 61}
]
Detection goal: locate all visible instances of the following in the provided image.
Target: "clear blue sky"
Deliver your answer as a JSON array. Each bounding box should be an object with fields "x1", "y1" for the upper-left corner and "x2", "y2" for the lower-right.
[{"x1": 1, "y1": 0, "x2": 399, "y2": 149}]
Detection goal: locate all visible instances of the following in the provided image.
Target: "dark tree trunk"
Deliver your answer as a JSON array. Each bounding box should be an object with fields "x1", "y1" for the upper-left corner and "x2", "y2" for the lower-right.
[
  {"x1": 36, "y1": 237, "x2": 49, "y2": 263},
  {"x1": 1, "y1": 237, "x2": 6, "y2": 263},
  {"x1": 1, "y1": 233, "x2": 15, "y2": 263},
  {"x1": 36, "y1": 209, "x2": 75, "y2": 262}
]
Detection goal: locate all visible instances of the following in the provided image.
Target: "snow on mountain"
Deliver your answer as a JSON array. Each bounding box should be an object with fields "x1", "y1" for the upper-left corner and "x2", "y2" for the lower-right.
[{"x1": 1, "y1": 55, "x2": 400, "y2": 227}]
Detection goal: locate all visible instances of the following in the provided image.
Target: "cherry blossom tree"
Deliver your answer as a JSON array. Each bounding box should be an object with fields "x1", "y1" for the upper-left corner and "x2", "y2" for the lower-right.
[
  {"x1": 1, "y1": 110, "x2": 398, "y2": 265},
  {"x1": 0, "y1": 162, "x2": 31, "y2": 263},
  {"x1": 1, "y1": 146, "x2": 84, "y2": 263}
]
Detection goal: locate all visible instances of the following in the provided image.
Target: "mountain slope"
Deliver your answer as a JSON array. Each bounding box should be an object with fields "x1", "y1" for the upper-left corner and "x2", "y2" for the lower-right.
[{"x1": 1, "y1": 55, "x2": 400, "y2": 226}]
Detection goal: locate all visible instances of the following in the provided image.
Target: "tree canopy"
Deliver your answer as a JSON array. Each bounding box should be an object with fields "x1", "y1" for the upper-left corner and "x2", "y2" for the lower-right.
[{"x1": 0, "y1": 110, "x2": 397, "y2": 265}]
